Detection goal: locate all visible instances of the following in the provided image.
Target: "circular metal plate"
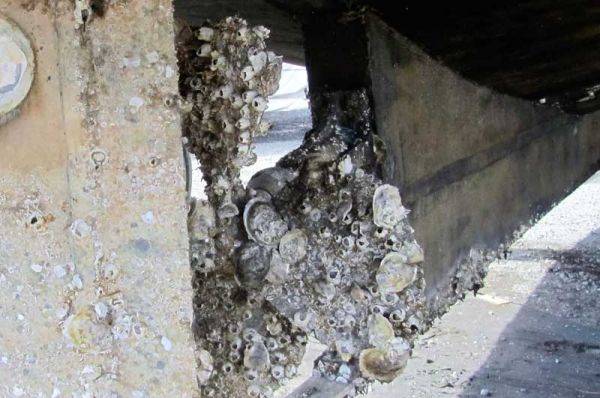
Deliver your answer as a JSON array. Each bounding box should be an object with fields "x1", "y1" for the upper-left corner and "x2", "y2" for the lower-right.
[{"x1": 0, "y1": 16, "x2": 34, "y2": 123}]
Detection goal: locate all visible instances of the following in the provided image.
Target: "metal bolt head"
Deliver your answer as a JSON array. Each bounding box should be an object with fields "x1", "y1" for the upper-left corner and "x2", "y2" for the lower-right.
[{"x1": 0, "y1": 16, "x2": 34, "y2": 123}]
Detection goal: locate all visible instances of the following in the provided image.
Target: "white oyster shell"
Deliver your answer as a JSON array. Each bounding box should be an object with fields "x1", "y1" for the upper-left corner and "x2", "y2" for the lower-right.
[
  {"x1": 197, "y1": 349, "x2": 214, "y2": 385},
  {"x1": 243, "y1": 198, "x2": 288, "y2": 246},
  {"x1": 359, "y1": 337, "x2": 410, "y2": 382},
  {"x1": 372, "y1": 184, "x2": 408, "y2": 229},
  {"x1": 367, "y1": 314, "x2": 395, "y2": 348},
  {"x1": 197, "y1": 27, "x2": 215, "y2": 41},
  {"x1": 401, "y1": 240, "x2": 425, "y2": 264},
  {"x1": 64, "y1": 306, "x2": 112, "y2": 353},
  {"x1": 249, "y1": 51, "x2": 268, "y2": 73},
  {"x1": 375, "y1": 252, "x2": 417, "y2": 294}
]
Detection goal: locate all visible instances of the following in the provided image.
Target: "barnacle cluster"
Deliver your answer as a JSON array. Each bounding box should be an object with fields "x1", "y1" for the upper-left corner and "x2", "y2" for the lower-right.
[
  {"x1": 262, "y1": 100, "x2": 427, "y2": 391},
  {"x1": 180, "y1": 17, "x2": 426, "y2": 397},
  {"x1": 179, "y1": 17, "x2": 282, "y2": 213}
]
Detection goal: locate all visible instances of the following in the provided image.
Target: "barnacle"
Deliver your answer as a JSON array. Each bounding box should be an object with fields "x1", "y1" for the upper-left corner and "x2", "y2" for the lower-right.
[
  {"x1": 278, "y1": 229, "x2": 308, "y2": 264},
  {"x1": 180, "y1": 17, "x2": 425, "y2": 398}
]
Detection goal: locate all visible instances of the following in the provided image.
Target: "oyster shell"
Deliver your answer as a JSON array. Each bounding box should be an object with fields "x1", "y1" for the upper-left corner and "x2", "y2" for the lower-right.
[
  {"x1": 359, "y1": 337, "x2": 410, "y2": 382},
  {"x1": 243, "y1": 199, "x2": 288, "y2": 246},
  {"x1": 236, "y1": 242, "x2": 272, "y2": 287},
  {"x1": 367, "y1": 314, "x2": 395, "y2": 348},
  {"x1": 197, "y1": 27, "x2": 215, "y2": 41},
  {"x1": 401, "y1": 240, "x2": 425, "y2": 264},
  {"x1": 373, "y1": 184, "x2": 408, "y2": 229},
  {"x1": 64, "y1": 306, "x2": 112, "y2": 352},
  {"x1": 217, "y1": 201, "x2": 239, "y2": 219},
  {"x1": 181, "y1": 18, "x2": 428, "y2": 395},
  {"x1": 376, "y1": 252, "x2": 417, "y2": 294},
  {"x1": 247, "y1": 167, "x2": 298, "y2": 198},
  {"x1": 197, "y1": 349, "x2": 214, "y2": 385},
  {"x1": 249, "y1": 51, "x2": 268, "y2": 73}
]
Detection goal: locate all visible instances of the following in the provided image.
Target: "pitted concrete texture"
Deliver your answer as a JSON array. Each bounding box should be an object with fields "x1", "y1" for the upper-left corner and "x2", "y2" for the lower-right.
[
  {"x1": 369, "y1": 171, "x2": 600, "y2": 398},
  {"x1": 0, "y1": 1, "x2": 197, "y2": 396}
]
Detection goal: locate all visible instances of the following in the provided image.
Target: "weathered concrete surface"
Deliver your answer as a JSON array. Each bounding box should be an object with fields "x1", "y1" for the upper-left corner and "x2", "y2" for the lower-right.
[
  {"x1": 366, "y1": 15, "x2": 600, "y2": 306},
  {"x1": 370, "y1": 171, "x2": 600, "y2": 398},
  {"x1": 0, "y1": 1, "x2": 197, "y2": 396}
]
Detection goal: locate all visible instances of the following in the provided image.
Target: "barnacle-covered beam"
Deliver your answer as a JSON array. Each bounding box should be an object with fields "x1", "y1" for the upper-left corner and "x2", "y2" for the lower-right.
[{"x1": 180, "y1": 17, "x2": 426, "y2": 397}]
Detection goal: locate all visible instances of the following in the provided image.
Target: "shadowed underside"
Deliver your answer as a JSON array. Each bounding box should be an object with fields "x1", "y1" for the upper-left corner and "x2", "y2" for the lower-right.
[{"x1": 176, "y1": 0, "x2": 600, "y2": 114}]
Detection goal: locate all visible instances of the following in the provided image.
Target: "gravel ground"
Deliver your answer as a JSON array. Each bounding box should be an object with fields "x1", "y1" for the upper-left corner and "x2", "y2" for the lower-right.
[{"x1": 369, "y1": 171, "x2": 600, "y2": 398}]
